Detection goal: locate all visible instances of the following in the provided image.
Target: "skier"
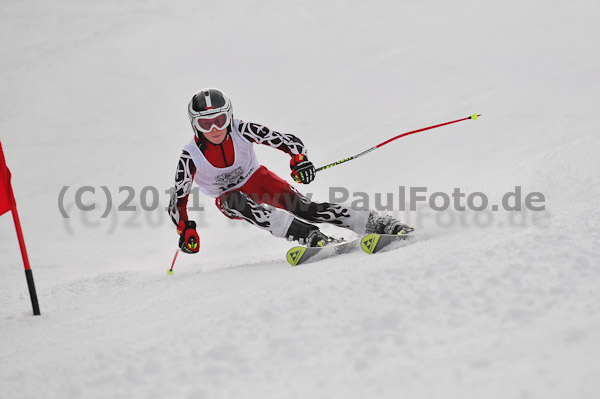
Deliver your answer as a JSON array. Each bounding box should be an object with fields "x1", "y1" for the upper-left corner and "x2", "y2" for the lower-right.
[{"x1": 168, "y1": 88, "x2": 413, "y2": 254}]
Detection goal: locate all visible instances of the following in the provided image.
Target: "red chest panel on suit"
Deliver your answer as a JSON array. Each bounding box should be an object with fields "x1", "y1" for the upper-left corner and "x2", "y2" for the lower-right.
[{"x1": 201, "y1": 136, "x2": 235, "y2": 168}]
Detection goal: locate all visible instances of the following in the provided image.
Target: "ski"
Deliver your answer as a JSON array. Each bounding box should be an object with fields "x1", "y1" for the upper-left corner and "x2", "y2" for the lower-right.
[
  {"x1": 360, "y1": 233, "x2": 412, "y2": 254},
  {"x1": 286, "y1": 239, "x2": 361, "y2": 266}
]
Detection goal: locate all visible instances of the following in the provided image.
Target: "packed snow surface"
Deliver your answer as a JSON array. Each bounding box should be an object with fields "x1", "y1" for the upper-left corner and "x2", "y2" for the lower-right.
[{"x1": 1, "y1": 1, "x2": 599, "y2": 398}]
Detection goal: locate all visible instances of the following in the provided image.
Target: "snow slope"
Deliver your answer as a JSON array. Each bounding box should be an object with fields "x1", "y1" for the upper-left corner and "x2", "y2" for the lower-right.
[{"x1": 1, "y1": 1, "x2": 600, "y2": 398}]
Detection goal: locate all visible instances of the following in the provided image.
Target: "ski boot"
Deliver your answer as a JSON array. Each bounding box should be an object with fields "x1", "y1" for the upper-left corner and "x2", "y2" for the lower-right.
[
  {"x1": 365, "y1": 212, "x2": 414, "y2": 236},
  {"x1": 305, "y1": 228, "x2": 340, "y2": 247},
  {"x1": 286, "y1": 218, "x2": 342, "y2": 247}
]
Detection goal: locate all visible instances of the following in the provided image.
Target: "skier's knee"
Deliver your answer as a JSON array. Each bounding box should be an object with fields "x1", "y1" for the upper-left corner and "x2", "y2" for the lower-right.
[{"x1": 222, "y1": 191, "x2": 249, "y2": 212}]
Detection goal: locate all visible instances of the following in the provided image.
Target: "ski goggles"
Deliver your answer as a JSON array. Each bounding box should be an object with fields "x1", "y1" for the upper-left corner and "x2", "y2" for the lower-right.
[{"x1": 192, "y1": 112, "x2": 231, "y2": 133}]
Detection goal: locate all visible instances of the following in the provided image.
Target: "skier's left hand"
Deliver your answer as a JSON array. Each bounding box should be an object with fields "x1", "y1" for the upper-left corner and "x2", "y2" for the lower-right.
[{"x1": 290, "y1": 154, "x2": 316, "y2": 184}]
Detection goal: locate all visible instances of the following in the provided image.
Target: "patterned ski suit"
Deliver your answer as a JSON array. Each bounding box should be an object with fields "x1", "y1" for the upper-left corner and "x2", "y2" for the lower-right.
[{"x1": 168, "y1": 119, "x2": 369, "y2": 238}]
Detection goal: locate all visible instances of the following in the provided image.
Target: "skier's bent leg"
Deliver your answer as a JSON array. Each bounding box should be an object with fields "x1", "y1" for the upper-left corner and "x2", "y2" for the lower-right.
[
  {"x1": 233, "y1": 167, "x2": 413, "y2": 237},
  {"x1": 241, "y1": 168, "x2": 372, "y2": 233},
  {"x1": 277, "y1": 195, "x2": 414, "y2": 236},
  {"x1": 274, "y1": 188, "x2": 413, "y2": 235},
  {"x1": 284, "y1": 198, "x2": 414, "y2": 236},
  {"x1": 217, "y1": 191, "x2": 335, "y2": 246},
  {"x1": 275, "y1": 188, "x2": 371, "y2": 234}
]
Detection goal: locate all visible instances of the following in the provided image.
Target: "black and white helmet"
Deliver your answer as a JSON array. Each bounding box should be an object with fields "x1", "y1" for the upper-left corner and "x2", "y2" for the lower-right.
[{"x1": 188, "y1": 88, "x2": 233, "y2": 138}]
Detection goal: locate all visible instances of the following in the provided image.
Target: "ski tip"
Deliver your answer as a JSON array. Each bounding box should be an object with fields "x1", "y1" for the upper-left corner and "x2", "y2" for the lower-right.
[
  {"x1": 470, "y1": 114, "x2": 481, "y2": 120},
  {"x1": 361, "y1": 234, "x2": 380, "y2": 254},
  {"x1": 287, "y1": 246, "x2": 307, "y2": 266}
]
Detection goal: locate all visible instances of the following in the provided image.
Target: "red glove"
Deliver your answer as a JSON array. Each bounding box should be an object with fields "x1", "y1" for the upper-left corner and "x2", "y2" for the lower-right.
[
  {"x1": 177, "y1": 220, "x2": 200, "y2": 254},
  {"x1": 290, "y1": 154, "x2": 316, "y2": 184}
]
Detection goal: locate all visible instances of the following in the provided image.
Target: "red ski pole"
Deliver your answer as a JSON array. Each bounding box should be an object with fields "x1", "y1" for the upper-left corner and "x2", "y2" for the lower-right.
[{"x1": 316, "y1": 114, "x2": 481, "y2": 172}]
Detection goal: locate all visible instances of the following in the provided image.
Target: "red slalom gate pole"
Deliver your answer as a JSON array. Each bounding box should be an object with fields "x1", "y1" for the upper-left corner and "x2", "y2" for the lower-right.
[
  {"x1": 0, "y1": 141, "x2": 40, "y2": 315},
  {"x1": 10, "y1": 194, "x2": 40, "y2": 315},
  {"x1": 316, "y1": 114, "x2": 481, "y2": 172}
]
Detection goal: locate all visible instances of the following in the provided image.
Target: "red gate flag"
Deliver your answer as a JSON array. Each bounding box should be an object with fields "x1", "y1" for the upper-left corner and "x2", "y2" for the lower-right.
[
  {"x1": 0, "y1": 140, "x2": 41, "y2": 316},
  {"x1": 0, "y1": 153, "x2": 10, "y2": 215}
]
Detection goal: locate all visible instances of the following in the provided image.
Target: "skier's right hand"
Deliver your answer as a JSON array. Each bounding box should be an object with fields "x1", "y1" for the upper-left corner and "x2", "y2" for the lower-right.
[
  {"x1": 177, "y1": 220, "x2": 200, "y2": 254},
  {"x1": 290, "y1": 154, "x2": 316, "y2": 184}
]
